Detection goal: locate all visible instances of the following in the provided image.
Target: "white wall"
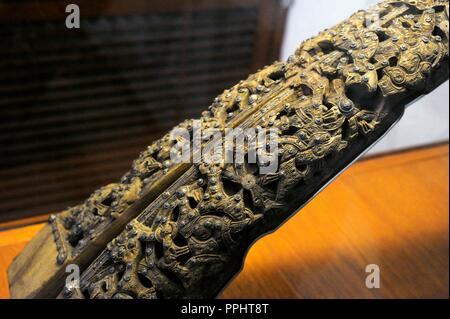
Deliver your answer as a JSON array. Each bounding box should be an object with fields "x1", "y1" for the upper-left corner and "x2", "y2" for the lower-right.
[{"x1": 280, "y1": 0, "x2": 449, "y2": 155}]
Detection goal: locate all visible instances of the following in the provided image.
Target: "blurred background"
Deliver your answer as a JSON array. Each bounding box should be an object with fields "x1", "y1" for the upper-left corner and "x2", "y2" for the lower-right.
[{"x1": 0, "y1": 0, "x2": 448, "y2": 225}]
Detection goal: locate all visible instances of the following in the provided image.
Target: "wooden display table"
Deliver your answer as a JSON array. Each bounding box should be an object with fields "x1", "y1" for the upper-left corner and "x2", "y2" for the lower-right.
[{"x1": 1, "y1": 144, "x2": 448, "y2": 298}]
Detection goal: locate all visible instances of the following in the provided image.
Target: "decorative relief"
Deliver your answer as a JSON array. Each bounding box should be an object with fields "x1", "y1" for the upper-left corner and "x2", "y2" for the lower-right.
[
  {"x1": 49, "y1": 61, "x2": 285, "y2": 264},
  {"x1": 59, "y1": 0, "x2": 448, "y2": 298}
]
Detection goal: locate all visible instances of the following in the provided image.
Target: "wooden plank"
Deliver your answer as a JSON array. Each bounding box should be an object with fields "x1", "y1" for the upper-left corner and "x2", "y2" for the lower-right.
[{"x1": 0, "y1": 144, "x2": 447, "y2": 298}]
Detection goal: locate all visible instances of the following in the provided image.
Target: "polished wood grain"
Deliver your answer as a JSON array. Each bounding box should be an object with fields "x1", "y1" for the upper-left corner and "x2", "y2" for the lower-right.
[{"x1": 0, "y1": 144, "x2": 448, "y2": 299}]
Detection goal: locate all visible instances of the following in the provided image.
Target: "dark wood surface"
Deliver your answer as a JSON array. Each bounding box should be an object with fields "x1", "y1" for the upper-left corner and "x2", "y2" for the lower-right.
[{"x1": 0, "y1": 144, "x2": 448, "y2": 298}]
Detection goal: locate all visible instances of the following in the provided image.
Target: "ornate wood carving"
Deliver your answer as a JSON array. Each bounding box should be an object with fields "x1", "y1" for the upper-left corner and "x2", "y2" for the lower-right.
[{"x1": 9, "y1": 0, "x2": 449, "y2": 299}]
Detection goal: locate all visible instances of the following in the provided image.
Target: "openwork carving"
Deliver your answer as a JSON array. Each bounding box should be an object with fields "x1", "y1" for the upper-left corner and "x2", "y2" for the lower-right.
[
  {"x1": 49, "y1": 121, "x2": 186, "y2": 264},
  {"x1": 57, "y1": 0, "x2": 449, "y2": 298},
  {"x1": 48, "y1": 62, "x2": 283, "y2": 264}
]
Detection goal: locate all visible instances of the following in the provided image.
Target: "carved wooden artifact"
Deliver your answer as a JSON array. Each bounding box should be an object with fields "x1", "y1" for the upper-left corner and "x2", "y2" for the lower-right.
[{"x1": 8, "y1": 0, "x2": 449, "y2": 299}]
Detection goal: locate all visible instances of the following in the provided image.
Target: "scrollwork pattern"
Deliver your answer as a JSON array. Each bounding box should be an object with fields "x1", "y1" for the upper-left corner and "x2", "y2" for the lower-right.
[{"x1": 62, "y1": 0, "x2": 448, "y2": 298}]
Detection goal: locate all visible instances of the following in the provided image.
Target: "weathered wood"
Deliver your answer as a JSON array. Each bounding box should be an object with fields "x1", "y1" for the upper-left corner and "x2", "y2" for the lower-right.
[
  {"x1": 2, "y1": 144, "x2": 448, "y2": 298},
  {"x1": 7, "y1": 62, "x2": 288, "y2": 299},
  {"x1": 8, "y1": 225, "x2": 58, "y2": 298},
  {"x1": 8, "y1": 0, "x2": 450, "y2": 299},
  {"x1": 8, "y1": 164, "x2": 188, "y2": 298}
]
